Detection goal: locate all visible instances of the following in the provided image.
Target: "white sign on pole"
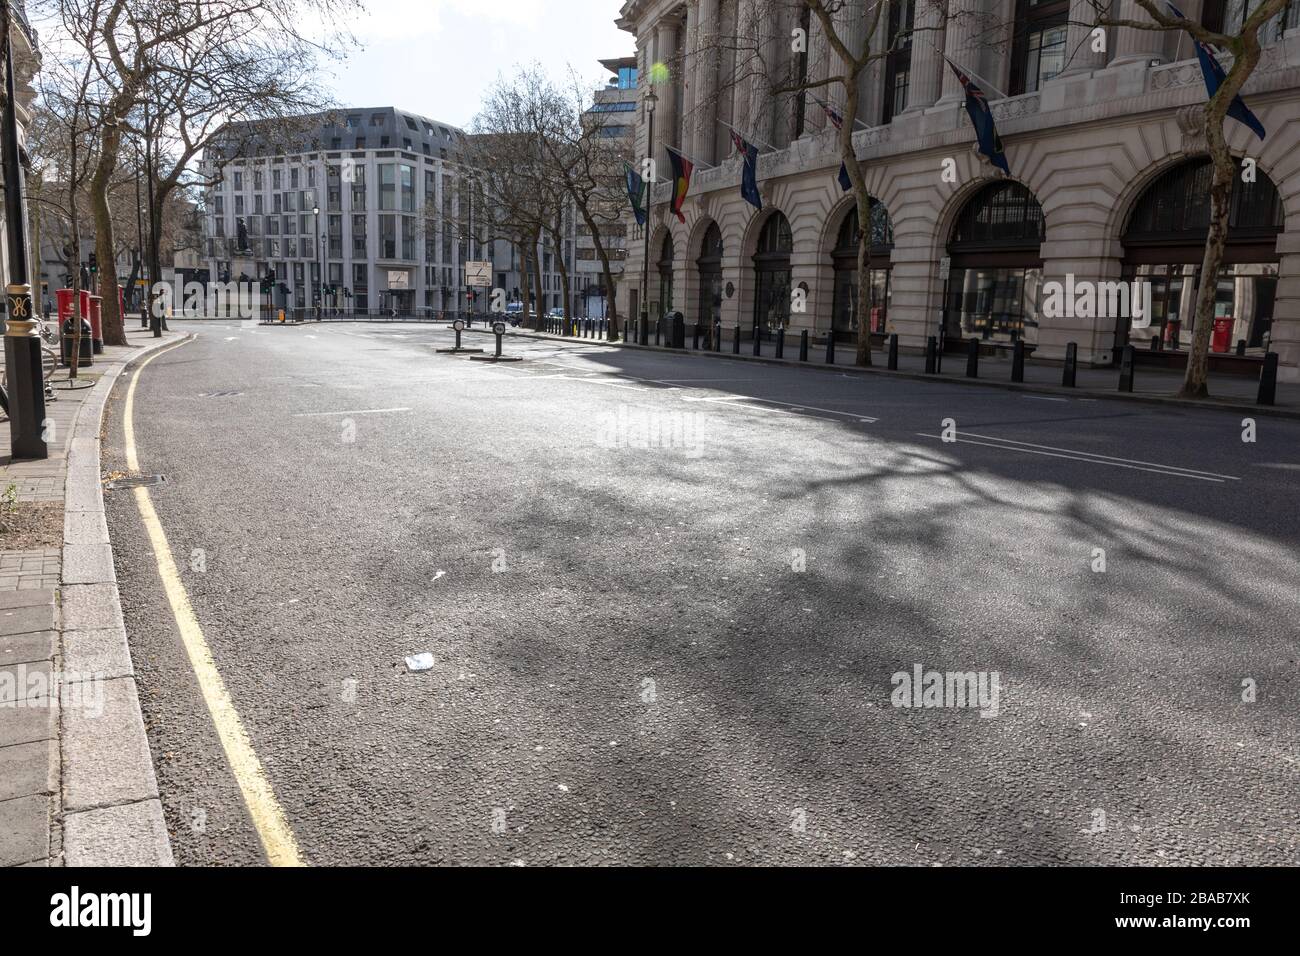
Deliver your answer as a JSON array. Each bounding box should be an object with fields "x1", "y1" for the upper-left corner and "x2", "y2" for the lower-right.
[
  {"x1": 465, "y1": 261, "x2": 492, "y2": 287},
  {"x1": 938, "y1": 257, "x2": 952, "y2": 281}
]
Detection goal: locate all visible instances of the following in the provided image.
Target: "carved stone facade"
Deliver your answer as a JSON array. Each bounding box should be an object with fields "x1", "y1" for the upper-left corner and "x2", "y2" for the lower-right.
[{"x1": 617, "y1": 0, "x2": 1300, "y2": 381}]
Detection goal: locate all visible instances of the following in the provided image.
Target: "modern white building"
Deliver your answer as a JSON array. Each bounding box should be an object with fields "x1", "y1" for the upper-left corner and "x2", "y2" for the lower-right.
[
  {"x1": 617, "y1": 0, "x2": 1300, "y2": 382},
  {"x1": 199, "y1": 107, "x2": 567, "y2": 319}
]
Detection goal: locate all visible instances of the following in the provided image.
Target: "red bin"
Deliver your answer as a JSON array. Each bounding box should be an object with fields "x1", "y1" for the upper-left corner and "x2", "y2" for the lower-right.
[{"x1": 1211, "y1": 316, "x2": 1234, "y2": 354}]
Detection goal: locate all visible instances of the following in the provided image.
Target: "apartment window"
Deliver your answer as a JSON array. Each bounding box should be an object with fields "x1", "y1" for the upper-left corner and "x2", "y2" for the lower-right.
[
  {"x1": 402, "y1": 216, "x2": 416, "y2": 260},
  {"x1": 370, "y1": 114, "x2": 385, "y2": 126},
  {"x1": 283, "y1": 214, "x2": 295, "y2": 235},
  {"x1": 328, "y1": 186, "x2": 341, "y2": 211},
  {"x1": 268, "y1": 217, "x2": 280, "y2": 236},
  {"x1": 254, "y1": 170, "x2": 263, "y2": 190},
  {"x1": 233, "y1": 171, "x2": 243, "y2": 190},
  {"x1": 882, "y1": 0, "x2": 914, "y2": 124},
  {"x1": 273, "y1": 169, "x2": 282, "y2": 190},
  {"x1": 379, "y1": 164, "x2": 397, "y2": 210},
  {"x1": 346, "y1": 115, "x2": 361, "y2": 129},
  {"x1": 1010, "y1": 0, "x2": 1068, "y2": 95},
  {"x1": 425, "y1": 220, "x2": 437, "y2": 262},
  {"x1": 274, "y1": 193, "x2": 282, "y2": 213},
  {"x1": 215, "y1": 195, "x2": 225, "y2": 214},
  {"x1": 355, "y1": 137, "x2": 366, "y2": 150},
  {"x1": 234, "y1": 196, "x2": 244, "y2": 215},
  {"x1": 380, "y1": 215, "x2": 397, "y2": 258},
  {"x1": 307, "y1": 166, "x2": 316, "y2": 188},
  {"x1": 255, "y1": 195, "x2": 264, "y2": 214},
  {"x1": 269, "y1": 239, "x2": 280, "y2": 258},
  {"x1": 291, "y1": 167, "x2": 300, "y2": 188},
  {"x1": 300, "y1": 214, "x2": 312, "y2": 234},
  {"x1": 443, "y1": 223, "x2": 453, "y2": 264},
  {"x1": 214, "y1": 217, "x2": 225, "y2": 237},
  {"x1": 285, "y1": 192, "x2": 297, "y2": 212},
  {"x1": 285, "y1": 238, "x2": 297, "y2": 258},
  {"x1": 400, "y1": 164, "x2": 415, "y2": 212}
]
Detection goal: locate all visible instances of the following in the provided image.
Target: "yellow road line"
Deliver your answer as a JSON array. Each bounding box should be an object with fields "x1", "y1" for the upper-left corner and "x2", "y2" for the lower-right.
[{"x1": 123, "y1": 339, "x2": 305, "y2": 867}]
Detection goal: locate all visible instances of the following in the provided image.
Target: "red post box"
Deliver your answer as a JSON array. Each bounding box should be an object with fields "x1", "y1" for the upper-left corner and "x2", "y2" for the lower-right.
[
  {"x1": 1211, "y1": 316, "x2": 1234, "y2": 354},
  {"x1": 56, "y1": 288, "x2": 94, "y2": 367},
  {"x1": 88, "y1": 295, "x2": 104, "y2": 353}
]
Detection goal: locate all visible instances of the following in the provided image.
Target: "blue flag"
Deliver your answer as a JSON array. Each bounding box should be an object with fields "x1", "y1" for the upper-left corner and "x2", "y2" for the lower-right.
[
  {"x1": 625, "y1": 163, "x2": 648, "y2": 227},
  {"x1": 729, "y1": 129, "x2": 762, "y2": 210},
  {"x1": 945, "y1": 58, "x2": 1010, "y2": 175},
  {"x1": 838, "y1": 161, "x2": 852, "y2": 192},
  {"x1": 1166, "y1": 3, "x2": 1266, "y2": 141}
]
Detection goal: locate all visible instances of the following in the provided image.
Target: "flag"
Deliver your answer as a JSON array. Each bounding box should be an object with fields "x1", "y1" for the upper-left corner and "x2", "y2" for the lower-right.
[
  {"x1": 729, "y1": 129, "x2": 763, "y2": 211},
  {"x1": 666, "y1": 147, "x2": 693, "y2": 224},
  {"x1": 945, "y1": 58, "x2": 1011, "y2": 175},
  {"x1": 624, "y1": 162, "x2": 648, "y2": 227},
  {"x1": 1166, "y1": 3, "x2": 1266, "y2": 140},
  {"x1": 838, "y1": 161, "x2": 852, "y2": 192},
  {"x1": 812, "y1": 95, "x2": 844, "y2": 131}
]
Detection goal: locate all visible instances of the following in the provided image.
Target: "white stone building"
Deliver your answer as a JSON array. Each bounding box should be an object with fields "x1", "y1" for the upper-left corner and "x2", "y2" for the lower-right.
[{"x1": 617, "y1": 0, "x2": 1300, "y2": 381}]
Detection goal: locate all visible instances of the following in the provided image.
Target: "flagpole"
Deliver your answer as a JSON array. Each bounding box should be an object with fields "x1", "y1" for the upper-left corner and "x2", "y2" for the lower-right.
[
  {"x1": 718, "y1": 119, "x2": 777, "y2": 154},
  {"x1": 936, "y1": 47, "x2": 1009, "y2": 100},
  {"x1": 665, "y1": 143, "x2": 715, "y2": 170}
]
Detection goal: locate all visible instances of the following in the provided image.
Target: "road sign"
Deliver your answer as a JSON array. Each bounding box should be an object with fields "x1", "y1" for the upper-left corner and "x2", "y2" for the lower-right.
[
  {"x1": 492, "y1": 321, "x2": 506, "y2": 336},
  {"x1": 453, "y1": 319, "x2": 465, "y2": 332},
  {"x1": 465, "y1": 261, "x2": 492, "y2": 288}
]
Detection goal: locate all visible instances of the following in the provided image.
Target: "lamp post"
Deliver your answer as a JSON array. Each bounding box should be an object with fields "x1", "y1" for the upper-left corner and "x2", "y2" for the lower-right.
[
  {"x1": 312, "y1": 204, "x2": 322, "y2": 321},
  {"x1": 1, "y1": 1, "x2": 46, "y2": 459},
  {"x1": 640, "y1": 86, "x2": 657, "y2": 344}
]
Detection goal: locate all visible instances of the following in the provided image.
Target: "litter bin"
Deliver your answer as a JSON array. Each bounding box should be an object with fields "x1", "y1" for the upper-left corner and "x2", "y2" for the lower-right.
[
  {"x1": 61, "y1": 316, "x2": 94, "y2": 366},
  {"x1": 670, "y1": 311, "x2": 686, "y2": 349}
]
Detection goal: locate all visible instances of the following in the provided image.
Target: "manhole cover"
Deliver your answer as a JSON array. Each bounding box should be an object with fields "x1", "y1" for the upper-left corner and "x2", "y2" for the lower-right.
[{"x1": 105, "y1": 475, "x2": 167, "y2": 491}]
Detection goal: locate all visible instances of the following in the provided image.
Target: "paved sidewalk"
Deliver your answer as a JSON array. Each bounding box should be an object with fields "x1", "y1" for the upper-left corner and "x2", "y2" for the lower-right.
[
  {"x1": 518, "y1": 326, "x2": 1299, "y2": 416},
  {"x1": 1, "y1": 327, "x2": 181, "y2": 866}
]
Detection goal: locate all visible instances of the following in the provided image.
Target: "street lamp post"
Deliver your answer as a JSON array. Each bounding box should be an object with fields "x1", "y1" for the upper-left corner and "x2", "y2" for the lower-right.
[
  {"x1": 640, "y1": 86, "x2": 657, "y2": 345},
  {"x1": 312, "y1": 205, "x2": 322, "y2": 321},
  {"x1": 1, "y1": 1, "x2": 46, "y2": 459}
]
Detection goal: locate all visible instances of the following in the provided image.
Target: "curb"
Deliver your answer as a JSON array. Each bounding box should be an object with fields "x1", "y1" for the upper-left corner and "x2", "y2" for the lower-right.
[
  {"x1": 59, "y1": 333, "x2": 189, "y2": 867},
  {"x1": 493, "y1": 328, "x2": 1300, "y2": 422}
]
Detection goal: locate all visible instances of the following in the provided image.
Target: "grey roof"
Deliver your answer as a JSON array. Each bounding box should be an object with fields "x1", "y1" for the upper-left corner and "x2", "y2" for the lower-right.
[{"x1": 209, "y1": 107, "x2": 465, "y2": 161}]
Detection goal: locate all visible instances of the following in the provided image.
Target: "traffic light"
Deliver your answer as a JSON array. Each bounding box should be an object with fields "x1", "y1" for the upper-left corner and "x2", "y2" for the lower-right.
[{"x1": 88, "y1": 252, "x2": 98, "y2": 275}]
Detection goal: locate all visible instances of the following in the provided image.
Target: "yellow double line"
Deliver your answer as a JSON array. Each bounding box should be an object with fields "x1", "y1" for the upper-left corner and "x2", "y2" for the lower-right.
[{"x1": 123, "y1": 340, "x2": 304, "y2": 867}]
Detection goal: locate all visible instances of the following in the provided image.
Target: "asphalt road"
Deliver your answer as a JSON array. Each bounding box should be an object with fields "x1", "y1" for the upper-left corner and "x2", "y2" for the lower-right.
[{"x1": 100, "y1": 320, "x2": 1300, "y2": 866}]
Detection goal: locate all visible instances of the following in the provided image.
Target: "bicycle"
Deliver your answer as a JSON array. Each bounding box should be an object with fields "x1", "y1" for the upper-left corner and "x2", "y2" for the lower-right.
[{"x1": 0, "y1": 315, "x2": 61, "y2": 410}]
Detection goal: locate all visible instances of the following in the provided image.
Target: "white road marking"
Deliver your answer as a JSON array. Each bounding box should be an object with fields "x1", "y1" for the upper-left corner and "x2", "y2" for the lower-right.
[
  {"x1": 293, "y1": 407, "x2": 412, "y2": 417},
  {"x1": 916, "y1": 432, "x2": 1236, "y2": 482},
  {"x1": 955, "y1": 431, "x2": 1241, "y2": 480}
]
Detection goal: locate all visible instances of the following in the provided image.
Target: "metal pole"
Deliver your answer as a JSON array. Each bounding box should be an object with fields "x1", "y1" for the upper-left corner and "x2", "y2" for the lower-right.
[
  {"x1": 2, "y1": 0, "x2": 46, "y2": 459},
  {"x1": 641, "y1": 94, "x2": 655, "y2": 338}
]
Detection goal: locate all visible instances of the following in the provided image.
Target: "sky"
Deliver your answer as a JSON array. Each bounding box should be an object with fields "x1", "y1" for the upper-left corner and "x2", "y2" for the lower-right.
[{"x1": 322, "y1": 0, "x2": 635, "y2": 129}]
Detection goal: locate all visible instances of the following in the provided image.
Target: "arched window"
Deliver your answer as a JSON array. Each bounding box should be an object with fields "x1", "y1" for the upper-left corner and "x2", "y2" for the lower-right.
[
  {"x1": 752, "y1": 212, "x2": 792, "y2": 335},
  {"x1": 944, "y1": 181, "x2": 1045, "y2": 346},
  {"x1": 696, "y1": 222, "x2": 723, "y2": 334},
  {"x1": 1119, "y1": 157, "x2": 1283, "y2": 357},
  {"x1": 831, "y1": 201, "x2": 894, "y2": 340},
  {"x1": 656, "y1": 233, "x2": 675, "y2": 317}
]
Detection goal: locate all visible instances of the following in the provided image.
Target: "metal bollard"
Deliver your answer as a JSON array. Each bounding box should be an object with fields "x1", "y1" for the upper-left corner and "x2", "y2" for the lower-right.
[
  {"x1": 655, "y1": 318, "x2": 662, "y2": 346},
  {"x1": 753, "y1": 327, "x2": 762, "y2": 356},
  {"x1": 693, "y1": 323, "x2": 700, "y2": 350},
  {"x1": 714, "y1": 321, "x2": 722, "y2": 352},
  {"x1": 733, "y1": 324, "x2": 741, "y2": 354},
  {"x1": 1236, "y1": 339, "x2": 1247, "y2": 357},
  {"x1": 1118, "y1": 345, "x2": 1135, "y2": 392},
  {"x1": 825, "y1": 332, "x2": 835, "y2": 365},
  {"x1": 887, "y1": 333, "x2": 899, "y2": 370},
  {"x1": 799, "y1": 329, "x2": 809, "y2": 361},
  {"x1": 966, "y1": 338, "x2": 980, "y2": 378},
  {"x1": 639, "y1": 315, "x2": 648, "y2": 345},
  {"x1": 1063, "y1": 342, "x2": 1078, "y2": 388},
  {"x1": 776, "y1": 327, "x2": 785, "y2": 359},
  {"x1": 1257, "y1": 351, "x2": 1279, "y2": 406},
  {"x1": 1011, "y1": 339, "x2": 1025, "y2": 383},
  {"x1": 925, "y1": 336, "x2": 937, "y2": 374}
]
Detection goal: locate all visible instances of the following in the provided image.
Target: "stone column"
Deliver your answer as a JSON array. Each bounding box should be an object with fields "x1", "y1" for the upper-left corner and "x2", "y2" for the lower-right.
[
  {"x1": 1112, "y1": 0, "x2": 1171, "y2": 64},
  {"x1": 655, "y1": 17, "x2": 680, "y2": 172},
  {"x1": 938, "y1": 0, "x2": 982, "y2": 104},
  {"x1": 731, "y1": 0, "x2": 757, "y2": 136},
  {"x1": 903, "y1": 2, "x2": 945, "y2": 112},
  {"x1": 695, "y1": 0, "x2": 721, "y2": 163},
  {"x1": 805, "y1": 11, "x2": 829, "y2": 136},
  {"x1": 835, "y1": 0, "x2": 868, "y2": 126},
  {"x1": 1059, "y1": 0, "x2": 1110, "y2": 75},
  {"x1": 682, "y1": 1, "x2": 700, "y2": 158}
]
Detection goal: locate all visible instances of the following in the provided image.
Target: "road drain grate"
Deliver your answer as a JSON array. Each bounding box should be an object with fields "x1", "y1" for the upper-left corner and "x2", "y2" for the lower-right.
[{"x1": 105, "y1": 475, "x2": 167, "y2": 491}]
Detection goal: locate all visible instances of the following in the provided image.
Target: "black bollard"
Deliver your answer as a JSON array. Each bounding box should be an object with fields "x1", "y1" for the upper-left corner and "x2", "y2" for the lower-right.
[
  {"x1": 925, "y1": 336, "x2": 937, "y2": 374},
  {"x1": 693, "y1": 323, "x2": 700, "y2": 351},
  {"x1": 1236, "y1": 339, "x2": 1247, "y2": 357},
  {"x1": 733, "y1": 324, "x2": 741, "y2": 354},
  {"x1": 966, "y1": 338, "x2": 979, "y2": 378},
  {"x1": 1257, "y1": 352, "x2": 1279, "y2": 406},
  {"x1": 639, "y1": 314, "x2": 648, "y2": 345},
  {"x1": 1151, "y1": 336, "x2": 1161, "y2": 351},
  {"x1": 655, "y1": 317, "x2": 662, "y2": 346},
  {"x1": 1011, "y1": 339, "x2": 1025, "y2": 383},
  {"x1": 1118, "y1": 345, "x2": 1135, "y2": 392},
  {"x1": 753, "y1": 327, "x2": 762, "y2": 356},
  {"x1": 799, "y1": 329, "x2": 809, "y2": 362},
  {"x1": 1063, "y1": 342, "x2": 1078, "y2": 388},
  {"x1": 825, "y1": 332, "x2": 835, "y2": 365},
  {"x1": 776, "y1": 327, "x2": 785, "y2": 360},
  {"x1": 714, "y1": 321, "x2": 722, "y2": 352},
  {"x1": 887, "y1": 333, "x2": 899, "y2": 370}
]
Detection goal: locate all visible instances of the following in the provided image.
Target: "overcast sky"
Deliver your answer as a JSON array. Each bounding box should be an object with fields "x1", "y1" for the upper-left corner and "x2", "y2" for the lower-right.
[{"x1": 327, "y1": 0, "x2": 635, "y2": 129}]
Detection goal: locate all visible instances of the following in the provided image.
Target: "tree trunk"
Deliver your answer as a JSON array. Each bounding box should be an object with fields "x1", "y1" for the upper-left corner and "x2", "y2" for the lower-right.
[
  {"x1": 550, "y1": 228, "x2": 572, "y2": 328},
  {"x1": 90, "y1": 123, "x2": 127, "y2": 346},
  {"x1": 518, "y1": 240, "x2": 533, "y2": 328},
  {"x1": 530, "y1": 232, "x2": 546, "y2": 332},
  {"x1": 578, "y1": 206, "x2": 619, "y2": 340},
  {"x1": 841, "y1": 74, "x2": 872, "y2": 367}
]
